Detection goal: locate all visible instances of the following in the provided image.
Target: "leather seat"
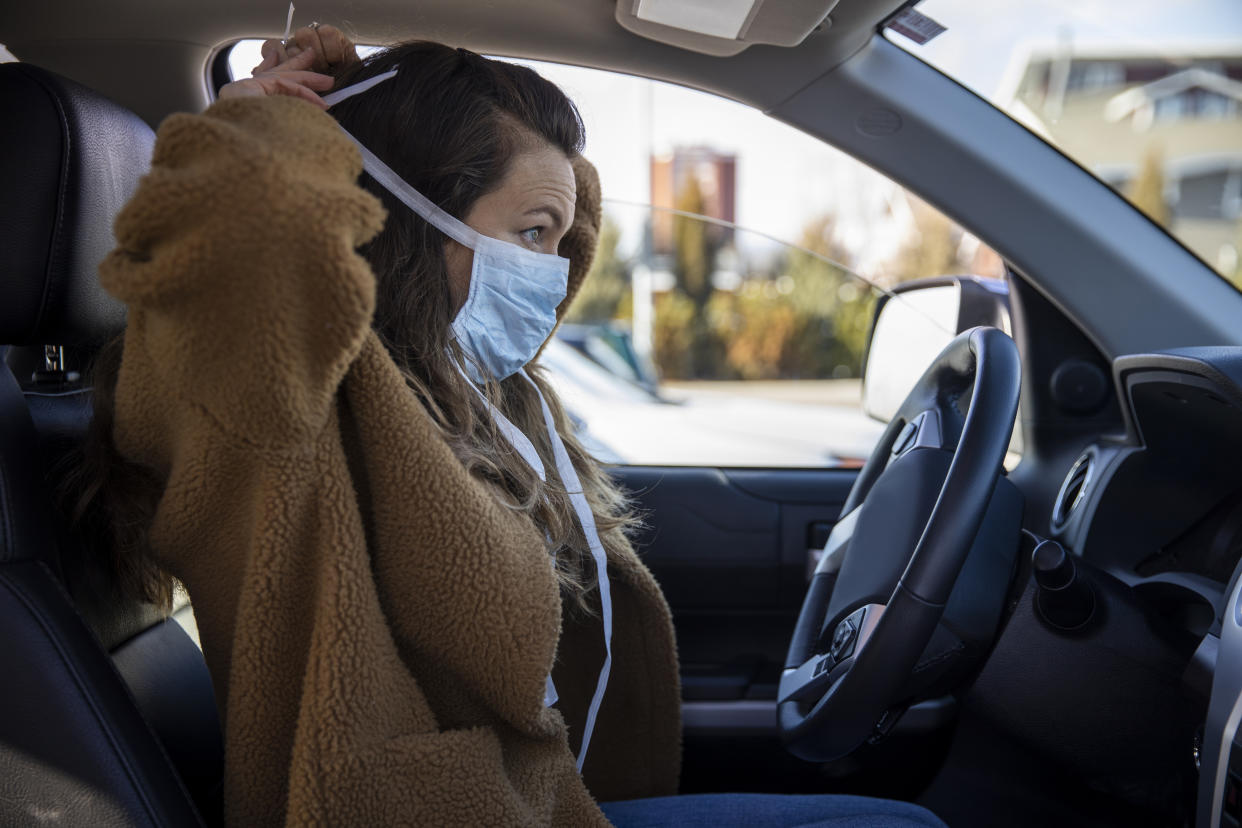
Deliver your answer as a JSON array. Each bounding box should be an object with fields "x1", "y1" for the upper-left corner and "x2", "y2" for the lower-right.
[{"x1": 0, "y1": 62, "x2": 223, "y2": 826}]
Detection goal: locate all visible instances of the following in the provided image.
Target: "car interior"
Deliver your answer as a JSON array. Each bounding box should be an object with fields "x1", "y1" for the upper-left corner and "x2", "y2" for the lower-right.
[{"x1": 2, "y1": 0, "x2": 1241, "y2": 826}]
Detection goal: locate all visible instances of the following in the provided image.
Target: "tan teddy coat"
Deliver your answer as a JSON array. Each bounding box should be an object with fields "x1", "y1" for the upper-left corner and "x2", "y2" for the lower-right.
[{"x1": 100, "y1": 95, "x2": 681, "y2": 826}]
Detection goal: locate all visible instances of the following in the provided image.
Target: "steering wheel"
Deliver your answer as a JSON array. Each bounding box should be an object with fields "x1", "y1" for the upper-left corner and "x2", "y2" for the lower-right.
[{"x1": 778, "y1": 326, "x2": 1021, "y2": 761}]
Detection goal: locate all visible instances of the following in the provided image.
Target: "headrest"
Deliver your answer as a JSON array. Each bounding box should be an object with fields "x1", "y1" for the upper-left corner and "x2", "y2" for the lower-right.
[{"x1": 0, "y1": 63, "x2": 153, "y2": 348}]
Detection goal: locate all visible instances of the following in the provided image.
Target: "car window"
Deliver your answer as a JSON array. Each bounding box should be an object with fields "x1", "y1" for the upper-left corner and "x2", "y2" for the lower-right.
[
  {"x1": 887, "y1": 0, "x2": 1242, "y2": 288},
  {"x1": 226, "y1": 39, "x2": 385, "y2": 79},
  {"x1": 224, "y1": 43, "x2": 1008, "y2": 469},
  {"x1": 508, "y1": 59, "x2": 1008, "y2": 468}
]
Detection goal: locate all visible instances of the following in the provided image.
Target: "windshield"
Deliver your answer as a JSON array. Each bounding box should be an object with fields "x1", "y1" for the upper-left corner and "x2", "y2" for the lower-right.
[{"x1": 887, "y1": 0, "x2": 1242, "y2": 288}]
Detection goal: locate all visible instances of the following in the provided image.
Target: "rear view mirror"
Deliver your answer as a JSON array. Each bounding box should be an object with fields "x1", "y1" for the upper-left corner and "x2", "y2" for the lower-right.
[{"x1": 861, "y1": 277, "x2": 1010, "y2": 422}]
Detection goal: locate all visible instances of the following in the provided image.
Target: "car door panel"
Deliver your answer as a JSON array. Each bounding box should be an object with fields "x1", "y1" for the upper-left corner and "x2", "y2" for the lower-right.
[{"x1": 611, "y1": 466, "x2": 858, "y2": 702}]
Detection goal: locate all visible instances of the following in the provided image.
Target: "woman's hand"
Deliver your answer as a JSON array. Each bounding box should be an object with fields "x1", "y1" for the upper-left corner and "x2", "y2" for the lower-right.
[
  {"x1": 217, "y1": 25, "x2": 359, "y2": 110},
  {"x1": 262, "y1": 24, "x2": 360, "y2": 74}
]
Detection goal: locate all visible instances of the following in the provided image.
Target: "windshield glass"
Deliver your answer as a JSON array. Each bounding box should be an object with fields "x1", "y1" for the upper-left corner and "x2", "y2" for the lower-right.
[{"x1": 888, "y1": 0, "x2": 1242, "y2": 287}]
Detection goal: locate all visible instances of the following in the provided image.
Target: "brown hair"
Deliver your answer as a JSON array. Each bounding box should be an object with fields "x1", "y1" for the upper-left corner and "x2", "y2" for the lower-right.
[{"x1": 75, "y1": 42, "x2": 636, "y2": 612}]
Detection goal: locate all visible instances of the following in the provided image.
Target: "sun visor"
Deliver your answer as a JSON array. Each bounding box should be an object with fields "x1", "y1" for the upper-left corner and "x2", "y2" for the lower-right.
[{"x1": 615, "y1": 0, "x2": 840, "y2": 56}]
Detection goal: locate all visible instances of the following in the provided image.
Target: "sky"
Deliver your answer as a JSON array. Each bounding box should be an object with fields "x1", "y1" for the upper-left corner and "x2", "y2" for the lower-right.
[
  {"x1": 229, "y1": 0, "x2": 1242, "y2": 273},
  {"x1": 905, "y1": 0, "x2": 1242, "y2": 99}
]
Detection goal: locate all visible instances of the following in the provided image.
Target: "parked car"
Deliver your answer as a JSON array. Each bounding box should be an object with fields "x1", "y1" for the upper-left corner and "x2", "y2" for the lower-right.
[
  {"x1": 542, "y1": 335, "x2": 883, "y2": 466},
  {"x1": 554, "y1": 323, "x2": 661, "y2": 393},
  {"x1": 2, "y1": 1, "x2": 1241, "y2": 826}
]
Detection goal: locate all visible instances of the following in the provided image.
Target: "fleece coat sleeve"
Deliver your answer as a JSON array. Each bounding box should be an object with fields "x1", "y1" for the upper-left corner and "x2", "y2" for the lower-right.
[
  {"x1": 100, "y1": 96, "x2": 384, "y2": 451},
  {"x1": 98, "y1": 96, "x2": 627, "y2": 826}
]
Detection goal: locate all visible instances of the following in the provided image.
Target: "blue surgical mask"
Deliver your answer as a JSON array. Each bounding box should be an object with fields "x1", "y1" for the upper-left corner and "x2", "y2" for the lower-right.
[
  {"x1": 447, "y1": 233, "x2": 568, "y2": 384},
  {"x1": 325, "y1": 71, "x2": 570, "y2": 383}
]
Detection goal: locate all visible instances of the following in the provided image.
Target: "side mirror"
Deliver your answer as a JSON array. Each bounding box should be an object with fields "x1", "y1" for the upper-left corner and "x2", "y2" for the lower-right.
[{"x1": 861, "y1": 276, "x2": 1010, "y2": 422}]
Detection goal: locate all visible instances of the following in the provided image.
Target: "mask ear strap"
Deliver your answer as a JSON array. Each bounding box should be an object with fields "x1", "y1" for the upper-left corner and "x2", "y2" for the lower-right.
[
  {"x1": 455, "y1": 360, "x2": 564, "y2": 713},
  {"x1": 452, "y1": 362, "x2": 546, "y2": 482},
  {"x1": 323, "y1": 69, "x2": 484, "y2": 250},
  {"x1": 321, "y1": 68, "x2": 399, "y2": 106},
  {"x1": 347, "y1": 135, "x2": 486, "y2": 250},
  {"x1": 520, "y1": 369, "x2": 613, "y2": 773}
]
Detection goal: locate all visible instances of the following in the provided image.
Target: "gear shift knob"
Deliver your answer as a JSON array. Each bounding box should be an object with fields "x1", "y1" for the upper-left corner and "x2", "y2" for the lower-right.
[{"x1": 1032, "y1": 539, "x2": 1096, "y2": 631}]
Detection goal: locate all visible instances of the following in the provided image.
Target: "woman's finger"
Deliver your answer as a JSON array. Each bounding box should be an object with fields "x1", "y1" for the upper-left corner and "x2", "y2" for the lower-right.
[
  {"x1": 254, "y1": 38, "x2": 289, "y2": 74},
  {"x1": 287, "y1": 28, "x2": 318, "y2": 64},
  {"x1": 271, "y1": 69, "x2": 336, "y2": 91},
  {"x1": 272, "y1": 76, "x2": 330, "y2": 109},
  {"x1": 275, "y1": 47, "x2": 319, "y2": 72},
  {"x1": 247, "y1": 50, "x2": 318, "y2": 83},
  {"x1": 313, "y1": 24, "x2": 359, "y2": 68},
  {"x1": 217, "y1": 78, "x2": 265, "y2": 101},
  {"x1": 217, "y1": 69, "x2": 333, "y2": 107},
  {"x1": 286, "y1": 24, "x2": 359, "y2": 72}
]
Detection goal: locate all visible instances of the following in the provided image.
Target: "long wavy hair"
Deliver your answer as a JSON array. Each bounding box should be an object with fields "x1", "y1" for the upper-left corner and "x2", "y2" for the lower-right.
[{"x1": 73, "y1": 42, "x2": 638, "y2": 613}]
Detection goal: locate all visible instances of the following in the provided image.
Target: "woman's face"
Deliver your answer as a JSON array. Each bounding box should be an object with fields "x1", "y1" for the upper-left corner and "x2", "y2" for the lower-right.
[{"x1": 445, "y1": 141, "x2": 577, "y2": 313}]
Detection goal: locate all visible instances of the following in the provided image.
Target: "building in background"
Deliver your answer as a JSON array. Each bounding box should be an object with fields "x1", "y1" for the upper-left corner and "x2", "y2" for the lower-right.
[
  {"x1": 650, "y1": 146, "x2": 737, "y2": 255},
  {"x1": 1003, "y1": 45, "x2": 1242, "y2": 276}
]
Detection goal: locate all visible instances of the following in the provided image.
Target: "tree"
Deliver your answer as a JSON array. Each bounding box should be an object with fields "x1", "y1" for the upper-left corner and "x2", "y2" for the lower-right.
[
  {"x1": 565, "y1": 215, "x2": 630, "y2": 323},
  {"x1": 702, "y1": 214, "x2": 876, "y2": 381},
  {"x1": 785, "y1": 214, "x2": 852, "y2": 321},
  {"x1": 783, "y1": 214, "x2": 874, "y2": 376},
  {"x1": 888, "y1": 197, "x2": 964, "y2": 285},
  {"x1": 1127, "y1": 146, "x2": 1170, "y2": 227},
  {"x1": 654, "y1": 175, "x2": 726, "y2": 379},
  {"x1": 671, "y1": 175, "x2": 719, "y2": 312}
]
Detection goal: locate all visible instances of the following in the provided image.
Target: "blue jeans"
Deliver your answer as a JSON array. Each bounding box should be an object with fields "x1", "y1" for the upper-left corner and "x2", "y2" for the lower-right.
[{"x1": 600, "y1": 793, "x2": 947, "y2": 828}]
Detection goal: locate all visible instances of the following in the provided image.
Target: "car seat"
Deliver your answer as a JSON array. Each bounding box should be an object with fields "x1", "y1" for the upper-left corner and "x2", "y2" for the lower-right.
[{"x1": 0, "y1": 62, "x2": 223, "y2": 826}]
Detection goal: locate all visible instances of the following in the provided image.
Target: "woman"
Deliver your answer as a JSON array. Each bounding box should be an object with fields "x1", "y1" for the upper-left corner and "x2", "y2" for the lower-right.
[{"x1": 91, "y1": 27, "x2": 944, "y2": 828}]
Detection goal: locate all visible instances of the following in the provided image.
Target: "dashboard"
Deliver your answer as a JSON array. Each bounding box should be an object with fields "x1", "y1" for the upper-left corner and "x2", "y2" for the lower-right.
[{"x1": 1040, "y1": 348, "x2": 1242, "y2": 827}]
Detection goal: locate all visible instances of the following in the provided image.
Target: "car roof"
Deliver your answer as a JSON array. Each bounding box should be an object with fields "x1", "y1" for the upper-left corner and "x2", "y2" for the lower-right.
[{"x1": 1, "y1": 0, "x2": 904, "y2": 125}]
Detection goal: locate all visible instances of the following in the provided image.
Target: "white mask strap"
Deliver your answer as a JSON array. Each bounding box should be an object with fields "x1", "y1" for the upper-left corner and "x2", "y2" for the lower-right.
[
  {"x1": 544, "y1": 674, "x2": 559, "y2": 708},
  {"x1": 455, "y1": 364, "x2": 564, "y2": 712},
  {"x1": 321, "y1": 68, "x2": 399, "y2": 106},
  {"x1": 324, "y1": 70, "x2": 570, "y2": 270},
  {"x1": 347, "y1": 133, "x2": 485, "y2": 251},
  {"x1": 454, "y1": 366, "x2": 612, "y2": 767},
  {"x1": 325, "y1": 70, "x2": 480, "y2": 249},
  {"x1": 520, "y1": 369, "x2": 613, "y2": 773},
  {"x1": 453, "y1": 363, "x2": 546, "y2": 482}
]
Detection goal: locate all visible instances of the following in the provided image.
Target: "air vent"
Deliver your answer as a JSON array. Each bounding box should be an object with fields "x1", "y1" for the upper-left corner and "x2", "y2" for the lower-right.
[{"x1": 1051, "y1": 450, "x2": 1095, "y2": 531}]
